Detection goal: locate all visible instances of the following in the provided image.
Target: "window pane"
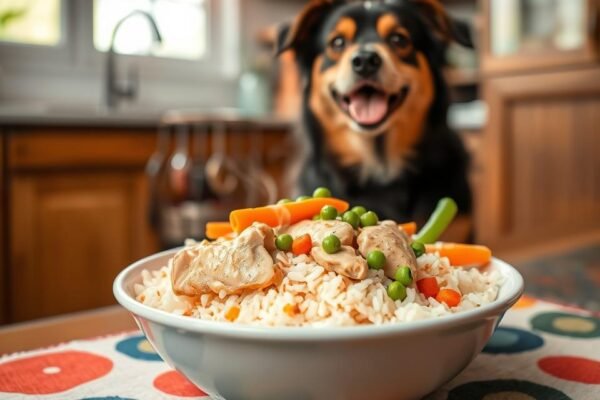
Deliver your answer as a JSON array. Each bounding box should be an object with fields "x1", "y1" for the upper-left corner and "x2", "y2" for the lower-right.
[
  {"x1": 0, "y1": 0, "x2": 61, "y2": 46},
  {"x1": 94, "y1": 0, "x2": 206, "y2": 60}
]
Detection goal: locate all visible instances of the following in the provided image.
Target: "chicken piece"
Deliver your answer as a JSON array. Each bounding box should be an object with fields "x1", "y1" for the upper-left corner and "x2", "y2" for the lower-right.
[
  {"x1": 357, "y1": 220, "x2": 417, "y2": 280},
  {"x1": 171, "y1": 223, "x2": 275, "y2": 296},
  {"x1": 311, "y1": 245, "x2": 368, "y2": 280},
  {"x1": 281, "y1": 219, "x2": 354, "y2": 247}
]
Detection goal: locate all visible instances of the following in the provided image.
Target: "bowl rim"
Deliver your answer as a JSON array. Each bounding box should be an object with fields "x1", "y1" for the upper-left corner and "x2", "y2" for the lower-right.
[{"x1": 114, "y1": 248, "x2": 524, "y2": 341}]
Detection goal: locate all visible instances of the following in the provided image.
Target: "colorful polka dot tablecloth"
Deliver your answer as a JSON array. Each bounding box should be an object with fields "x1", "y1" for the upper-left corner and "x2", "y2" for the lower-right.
[{"x1": 1, "y1": 296, "x2": 598, "y2": 400}]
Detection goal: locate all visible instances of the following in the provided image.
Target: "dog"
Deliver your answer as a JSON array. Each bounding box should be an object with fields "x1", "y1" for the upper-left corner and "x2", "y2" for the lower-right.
[{"x1": 277, "y1": 0, "x2": 473, "y2": 234}]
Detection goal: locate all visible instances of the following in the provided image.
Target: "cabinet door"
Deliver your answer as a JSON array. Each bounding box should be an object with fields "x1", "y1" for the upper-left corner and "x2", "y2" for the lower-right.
[
  {"x1": 477, "y1": 67, "x2": 600, "y2": 251},
  {"x1": 10, "y1": 172, "x2": 153, "y2": 322},
  {"x1": 0, "y1": 135, "x2": 5, "y2": 324}
]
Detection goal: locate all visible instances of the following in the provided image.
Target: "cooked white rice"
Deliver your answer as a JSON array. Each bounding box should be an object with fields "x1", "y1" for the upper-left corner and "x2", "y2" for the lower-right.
[{"x1": 135, "y1": 246, "x2": 502, "y2": 327}]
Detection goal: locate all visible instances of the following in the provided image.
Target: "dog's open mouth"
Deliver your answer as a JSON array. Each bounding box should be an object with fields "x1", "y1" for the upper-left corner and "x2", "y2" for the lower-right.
[{"x1": 332, "y1": 83, "x2": 409, "y2": 129}]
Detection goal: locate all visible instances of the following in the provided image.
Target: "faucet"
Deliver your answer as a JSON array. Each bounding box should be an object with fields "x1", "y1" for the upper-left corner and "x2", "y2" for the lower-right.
[{"x1": 105, "y1": 10, "x2": 162, "y2": 109}]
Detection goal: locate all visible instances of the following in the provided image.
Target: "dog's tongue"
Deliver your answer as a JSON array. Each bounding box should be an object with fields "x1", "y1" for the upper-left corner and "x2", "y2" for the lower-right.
[{"x1": 348, "y1": 91, "x2": 388, "y2": 125}]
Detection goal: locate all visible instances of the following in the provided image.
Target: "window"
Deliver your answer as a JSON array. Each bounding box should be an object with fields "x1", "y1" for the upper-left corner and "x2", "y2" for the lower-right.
[
  {"x1": 0, "y1": 0, "x2": 61, "y2": 46},
  {"x1": 93, "y1": 0, "x2": 207, "y2": 60}
]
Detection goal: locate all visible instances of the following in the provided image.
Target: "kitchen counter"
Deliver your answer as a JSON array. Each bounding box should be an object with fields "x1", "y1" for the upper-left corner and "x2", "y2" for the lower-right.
[
  {"x1": 0, "y1": 103, "x2": 161, "y2": 128},
  {"x1": 0, "y1": 103, "x2": 295, "y2": 130}
]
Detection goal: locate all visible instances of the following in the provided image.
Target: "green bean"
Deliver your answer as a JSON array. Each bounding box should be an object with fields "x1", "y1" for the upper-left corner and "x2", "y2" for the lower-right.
[{"x1": 414, "y1": 198, "x2": 458, "y2": 244}]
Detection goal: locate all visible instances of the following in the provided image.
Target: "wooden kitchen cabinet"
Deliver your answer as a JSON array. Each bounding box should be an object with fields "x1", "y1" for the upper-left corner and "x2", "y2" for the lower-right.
[
  {"x1": 6, "y1": 129, "x2": 159, "y2": 322},
  {"x1": 477, "y1": 67, "x2": 600, "y2": 251},
  {"x1": 0, "y1": 135, "x2": 5, "y2": 324},
  {"x1": 1, "y1": 124, "x2": 293, "y2": 323}
]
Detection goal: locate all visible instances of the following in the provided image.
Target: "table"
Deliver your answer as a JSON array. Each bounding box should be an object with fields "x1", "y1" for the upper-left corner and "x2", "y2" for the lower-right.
[{"x1": 0, "y1": 297, "x2": 598, "y2": 400}]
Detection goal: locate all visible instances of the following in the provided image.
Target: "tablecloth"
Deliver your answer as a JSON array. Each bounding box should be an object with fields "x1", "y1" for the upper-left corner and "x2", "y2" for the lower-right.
[{"x1": 1, "y1": 296, "x2": 598, "y2": 400}]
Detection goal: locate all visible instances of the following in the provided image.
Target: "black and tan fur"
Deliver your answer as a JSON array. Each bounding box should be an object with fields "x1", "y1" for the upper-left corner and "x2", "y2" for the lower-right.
[{"x1": 278, "y1": 0, "x2": 473, "y2": 227}]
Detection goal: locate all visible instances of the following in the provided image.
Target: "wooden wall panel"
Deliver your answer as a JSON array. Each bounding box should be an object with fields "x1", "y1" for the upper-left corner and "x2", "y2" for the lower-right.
[
  {"x1": 509, "y1": 99, "x2": 600, "y2": 237},
  {"x1": 477, "y1": 67, "x2": 600, "y2": 250}
]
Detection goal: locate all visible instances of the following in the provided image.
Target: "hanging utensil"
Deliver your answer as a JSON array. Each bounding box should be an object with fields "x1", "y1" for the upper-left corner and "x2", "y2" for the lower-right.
[
  {"x1": 205, "y1": 121, "x2": 238, "y2": 197},
  {"x1": 249, "y1": 128, "x2": 278, "y2": 205},
  {"x1": 189, "y1": 123, "x2": 210, "y2": 202},
  {"x1": 167, "y1": 124, "x2": 191, "y2": 204},
  {"x1": 146, "y1": 125, "x2": 170, "y2": 228}
]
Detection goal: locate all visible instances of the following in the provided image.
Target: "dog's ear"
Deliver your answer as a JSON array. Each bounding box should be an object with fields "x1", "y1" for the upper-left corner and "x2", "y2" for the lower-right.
[
  {"x1": 276, "y1": 0, "x2": 337, "y2": 56},
  {"x1": 411, "y1": 0, "x2": 473, "y2": 48}
]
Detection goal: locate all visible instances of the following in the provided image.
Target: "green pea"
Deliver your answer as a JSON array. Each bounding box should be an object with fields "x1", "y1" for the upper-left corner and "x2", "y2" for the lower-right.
[
  {"x1": 277, "y1": 198, "x2": 292, "y2": 205},
  {"x1": 275, "y1": 234, "x2": 293, "y2": 251},
  {"x1": 296, "y1": 195, "x2": 312, "y2": 202},
  {"x1": 312, "y1": 187, "x2": 332, "y2": 198},
  {"x1": 387, "y1": 281, "x2": 407, "y2": 301},
  {"x1": 351, "y1": 206, "x2": 367, "y2": 216},
  {"x1": 394, "y1": 266, "x2": 413, "y2": 286},
  {"x1": 342, "y1": 211, "x2": 360, "y2": 229},
  {"x1": 322, "y1": 234, "x2": 341, "y2": 254},
  {"x1": 411, "y1": 241, "x2": 426, "y2": 258},
  {"x1": 360, "y1": 211, "x2": 379, "y2": 227},
  {"x1": 320, "y1": 205, "x2": 338, "y2": 220},
  {"x1": 366, "y1": 250, "x2": 386, "y2": 270},
  {"x1": 312, "y1": 214, "x2": 321, "y2": 221}
]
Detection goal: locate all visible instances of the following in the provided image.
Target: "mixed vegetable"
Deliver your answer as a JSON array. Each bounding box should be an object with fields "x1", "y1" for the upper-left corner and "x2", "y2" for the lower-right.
[{"x1": 204, "y1": 188, "x2": 492, "y2": 307}]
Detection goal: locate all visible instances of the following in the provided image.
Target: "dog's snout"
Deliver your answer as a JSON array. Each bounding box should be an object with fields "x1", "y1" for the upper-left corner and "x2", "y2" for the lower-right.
[{"x1": 351, "y1": 51, "x2": 382, "y2": 78}]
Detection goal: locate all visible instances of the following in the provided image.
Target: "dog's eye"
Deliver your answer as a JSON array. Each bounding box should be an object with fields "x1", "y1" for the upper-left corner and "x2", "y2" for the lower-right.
[
  {"x1": 388, "y1": 32, "x2": 410, "y2": 49},
  {"x1": 329, "y1": 36, "x2": 346, "y2": 52}
]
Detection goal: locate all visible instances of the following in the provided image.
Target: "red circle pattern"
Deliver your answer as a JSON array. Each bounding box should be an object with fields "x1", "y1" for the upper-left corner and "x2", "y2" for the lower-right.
[
  {"x1": 0, "y1": 350, "x2": 113, "y2": 395},
  {"x1": 538, "y1": 356, "x2": 600, "y2": 384},
  {"x1": 153, "y1": 370, "x2": 207, "y2": 397}
]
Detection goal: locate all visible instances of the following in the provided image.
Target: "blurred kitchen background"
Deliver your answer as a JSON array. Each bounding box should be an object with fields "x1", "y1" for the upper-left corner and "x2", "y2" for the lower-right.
[{"x1": 0, "y1": 0, "x2": 598, "y2": 325}]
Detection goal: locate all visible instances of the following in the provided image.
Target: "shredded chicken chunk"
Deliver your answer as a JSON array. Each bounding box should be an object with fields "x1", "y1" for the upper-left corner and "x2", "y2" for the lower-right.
[
  {"x1": 357, "y1": 220, "x2": 417, "y2": 280},
  {"x1": 171, "y1": 223, "x2": 275, "y2": 296},
  {"x1": 281, "y1": 219, "x2": 354, "y2": 247},
  {"x1": 311, "y1": 245, "x2": 368, "y2": 280}
]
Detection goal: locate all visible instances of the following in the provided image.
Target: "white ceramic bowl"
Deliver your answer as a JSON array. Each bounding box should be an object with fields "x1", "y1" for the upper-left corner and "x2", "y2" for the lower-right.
[{"x1": 114, "y1": 249, "x2": 523, "y2": 400}]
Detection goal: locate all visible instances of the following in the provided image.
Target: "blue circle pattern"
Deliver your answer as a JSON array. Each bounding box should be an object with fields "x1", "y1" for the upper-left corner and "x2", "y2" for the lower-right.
[
  {"x1": 81, "y1": 397, "x2": 137, "y2": 400},
  {"x1": 448, "y1": 379, "x2": 572, "y2": 400},
  {"x1": 115, "y1": 335, "x2": 162, "y2": 361},
  {"x1": 483, "y1": 327, "x2": 544, "y2": 354}
]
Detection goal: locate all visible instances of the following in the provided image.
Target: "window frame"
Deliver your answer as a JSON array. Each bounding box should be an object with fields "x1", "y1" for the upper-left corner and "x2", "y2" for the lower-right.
[
  {"x1": 0, "y1": 0, "x2": 240, "y2": 89},
  {"x1": 0, "y1": 0, "x2": 74, "y2": 68}
]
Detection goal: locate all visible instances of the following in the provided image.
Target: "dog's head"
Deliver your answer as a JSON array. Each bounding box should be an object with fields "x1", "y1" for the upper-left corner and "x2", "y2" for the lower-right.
[{"x1": 277, "y1": 0, "x2": 471, "y2": 180}]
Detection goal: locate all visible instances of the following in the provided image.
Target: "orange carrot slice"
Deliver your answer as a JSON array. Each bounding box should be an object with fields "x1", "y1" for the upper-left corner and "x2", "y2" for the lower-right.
[
  {"x1": 225, "y1": 306, "x2": 240, "y2": 322},
  {"x1": 417, "y1": 277, "x2": 440, "y2": 298},
  {"x1": 425, "y1": 243, "x2": 492, "y2": 267},
  {"x1": 229, "y1": 198, "x2": 349, "y2": 233},
  {"x1": 436, "y1": 289, "x2": 461, "y2": 307},
  {"x1": 399, "y1": 222, "x2": 417, "y2": 236},
  {"x1": 292, "y1": 234, "x2": 312, "y2": 256},
  {"x1": 205, "y1": 222, "x2": 234, "y2": 240}
]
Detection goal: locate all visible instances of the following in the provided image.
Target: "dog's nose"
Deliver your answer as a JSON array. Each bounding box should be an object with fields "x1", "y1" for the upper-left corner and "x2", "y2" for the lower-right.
[{"x1": 351, "y1": 51, "x2": 382, "y2": 78}]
